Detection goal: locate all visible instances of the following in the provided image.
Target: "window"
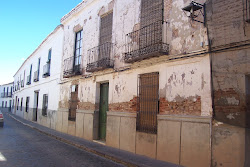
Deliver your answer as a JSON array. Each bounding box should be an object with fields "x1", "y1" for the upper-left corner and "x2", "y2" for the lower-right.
[
  {"x1": 26, "y1": 97, "x2": 30, "y2": 112},
  {"x1": 74, "y1": 30, "x2": 83, "y2": 70},
  {"x1": 34, "y1": 59, "x2": 40, "y2": 82},
  {"x1": 2, "y1": 102, "x2": 4, "y2": 107},
  {"x1": 17, "y1": 98, "x2": 19, "y2": 110},
  {"x1": 48, "y1": 49, "x2": 52, "y2": 63},
  {"x1": 5, "y1": 101, "x2": 7, "y2": 108},
  {"x1": 69, "y1": 85, "x2": 78, "y2": 121},
  {"x1": 42, "y1": 94, "x2": 48, "y2": 116},
  {"x1": 20, "y1": 98, "x2": 23, "y2": 111},
  {"x1": 246, "y1": 0, "x2": 250, "y2": 22},
  {"x1": 43, "y1": 49, "x2": 52, "y2": 77},
  {"x1": 137, "y1": 72, "x2": 159, "y2": 134}
]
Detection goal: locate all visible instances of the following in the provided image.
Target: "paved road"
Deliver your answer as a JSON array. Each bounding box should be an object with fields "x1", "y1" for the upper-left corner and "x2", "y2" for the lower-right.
[{"x1": 0, "y1": 111, "x2": 124, "y2": 167}]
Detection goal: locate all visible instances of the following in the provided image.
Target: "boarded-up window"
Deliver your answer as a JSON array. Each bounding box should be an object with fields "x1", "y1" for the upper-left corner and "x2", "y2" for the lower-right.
[
  {"x1": 69, "y1": 85, "x2": 78, "y2": 121},
  {"x1": 99, "y1": 12, "x2": 113, "y2": 45},
  {"x1": 137, "y1": 72, "x2": 159, "y2": 134},
  {"x1": 139, "y1": 0, "x2": 163, "y2": 53},
  {"x1": 140, "y1": 0, "x2": 163, "y2": 27},
  {"x1": 42, "y1": 94, "x2": 48, "y2": 116}
]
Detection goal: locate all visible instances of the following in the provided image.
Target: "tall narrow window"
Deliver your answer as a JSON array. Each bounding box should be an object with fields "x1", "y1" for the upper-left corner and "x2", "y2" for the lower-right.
[
  {"x1": 43, "y1": 49, "x2": 52, "y2": 77},
  {"x1": 42, "y1": 94, "x2": 48, "y2": 116},
  {"x1": 99, "y1": 12, "x2": 113, "y2": 65},
  {"x1": 17, "y1": 98, "x2": 19, "y2": 110},
  {"x1": 34, "y1": 59, "x2": 40, "y2": 82},
  {"x1": 37, "y1": 58, "x2": 40, "y2": 80},
  {"x1": 20, "y1": 98, "x2": 23, "y2": 111},
  {"x1": 69, "y1": 85, "x2": 78, "y2": 121},
  {"x1": 26, "y1": 97, "x2": 30, "y2": 112},
  {"x1": 137, "y1": 72, "x2": 159, "y2": 134},
  {"x1": 74, "y1": 30, "x2": 83, "y2": 72},
  {"x1": 47, "y1": 49, "x2": 51, "y2": 74},
  {"x1": 27, "y1": 65, "x2": 32, "y2": 85}
]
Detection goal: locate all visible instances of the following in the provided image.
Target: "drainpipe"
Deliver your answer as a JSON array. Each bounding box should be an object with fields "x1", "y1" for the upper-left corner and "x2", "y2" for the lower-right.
[{"x1": 204, "y1": 1, "x2": 214, "y2": 166}]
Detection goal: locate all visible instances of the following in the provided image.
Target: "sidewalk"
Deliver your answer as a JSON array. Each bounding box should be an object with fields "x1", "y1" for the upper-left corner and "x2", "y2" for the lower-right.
[{"x1": 4, "y1": 110, "x2": 180, "y2": 167}]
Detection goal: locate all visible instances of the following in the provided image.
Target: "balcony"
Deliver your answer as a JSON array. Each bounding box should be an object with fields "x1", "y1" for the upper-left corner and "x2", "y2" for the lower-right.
[
  {"x1": 43, "y1": 63, "x2": 50, "y2": 78},
  {"x1": 26, "y1": 75, "x2": 31, "y2": 85},
  {"x1": 63, "y1": 55, "x2": 82, "y2": 78},
  {"x1": 86, "y1": 42, "x2": 114, "y2": 72},
  {"x1": 1, "y1": 93, "x2": 4, "y2": 98},
  {"x1": 124, "y1": 20, "x2": 169, "y2": 63},
  {"x1": 33, "y1": 71, "x2": 39, "y2": 82}
]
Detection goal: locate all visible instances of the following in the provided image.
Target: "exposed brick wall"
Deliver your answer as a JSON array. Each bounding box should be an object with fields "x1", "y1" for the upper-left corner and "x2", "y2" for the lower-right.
[
  {"x1": 213, "y1": 88, "x2": 247, "y2": 127},
  {"x1": 78, "y1": 102, "x2": 96, "y2": 110},
  {"x1": 206, "y1": 0, "x2": 250, "y2": 48},
  {"x1": 159, "y1": 97, "x2": 201, "y2": 116},
  {"x1": 109, "y1": 96, "x2": 137, "y2": 113}
]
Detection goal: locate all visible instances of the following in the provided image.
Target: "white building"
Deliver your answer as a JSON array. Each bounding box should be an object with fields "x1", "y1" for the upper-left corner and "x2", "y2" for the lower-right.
[
  {"x1": 0, "y1": 82, "x2": 14, "y2": 111},
  {"x1": 13, "y1": 25, "x2": 64, "y2": 129}
]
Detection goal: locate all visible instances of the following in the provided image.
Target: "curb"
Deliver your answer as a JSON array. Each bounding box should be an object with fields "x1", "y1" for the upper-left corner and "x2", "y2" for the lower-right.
[{"x1": 7, "y1": 113, "x2": 138, "y2": 167}]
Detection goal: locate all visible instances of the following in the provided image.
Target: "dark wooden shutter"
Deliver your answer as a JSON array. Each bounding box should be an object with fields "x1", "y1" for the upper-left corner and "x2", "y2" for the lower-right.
[{"x1": 137, "y1": 72, "x2": 159, "y2": 134}]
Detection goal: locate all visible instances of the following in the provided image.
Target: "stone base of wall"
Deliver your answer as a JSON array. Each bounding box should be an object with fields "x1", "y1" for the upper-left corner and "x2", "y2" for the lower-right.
[
  {"x1": 106, "y1": 112, "x2": 212, "y2": 166},
  {"x1": 56, "y1": 108, "x2": 94, "y2": 141},
  {"x1": 212, "y1": 121, "x2": 246, "y2": 167}
]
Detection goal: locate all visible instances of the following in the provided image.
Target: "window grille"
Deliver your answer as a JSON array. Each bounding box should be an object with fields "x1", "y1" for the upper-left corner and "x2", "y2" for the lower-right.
[
  {"x1": 137, "y1": 72, "x2": 159, "y2": 134},
  {"x1": 87, "y1": 12, "x2": 114, "y2": 72}
]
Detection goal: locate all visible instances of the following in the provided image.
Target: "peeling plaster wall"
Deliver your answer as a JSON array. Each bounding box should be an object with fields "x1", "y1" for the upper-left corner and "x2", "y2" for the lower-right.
[
  {"x1": 206, "y1": 0, "x2": 250, "y2": 166},
  {"x1": 58, "y1": 0, "x2": 212, "y2": 165},
  {"x1": 166, "y1": 0, "x2": 208, "y2": 55}
]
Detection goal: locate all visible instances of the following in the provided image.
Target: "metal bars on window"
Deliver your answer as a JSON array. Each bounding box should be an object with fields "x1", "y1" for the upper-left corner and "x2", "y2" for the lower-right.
[
  {"x1": 137, "y1": 72, "x2": 159, "y2": 134},
  {"x1": 140, "y1": 0, "x2": 163, "y2": 27}
]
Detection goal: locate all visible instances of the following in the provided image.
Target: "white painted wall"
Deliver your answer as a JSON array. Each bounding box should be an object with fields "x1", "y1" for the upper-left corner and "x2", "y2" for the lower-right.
[
  {"x1": 13, "y1": 25, "x2": 64, "y2": 120},
  {"x1": 0, "y1": 82, "x2": 14, "y2": 109}
]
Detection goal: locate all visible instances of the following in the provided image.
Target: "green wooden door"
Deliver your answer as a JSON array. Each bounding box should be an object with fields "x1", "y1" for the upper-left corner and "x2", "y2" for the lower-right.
[{"x1": 99, "y1": 83, "x2": 109, "y2": 141}]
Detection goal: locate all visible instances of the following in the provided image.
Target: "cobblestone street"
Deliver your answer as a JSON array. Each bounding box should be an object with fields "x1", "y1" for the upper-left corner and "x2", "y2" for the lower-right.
[{"x1": 0, "y1": 111, "x2": 124, "y2": 167}]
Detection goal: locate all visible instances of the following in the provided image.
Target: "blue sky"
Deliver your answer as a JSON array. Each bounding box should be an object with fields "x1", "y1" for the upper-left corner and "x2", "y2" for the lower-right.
[{"x1": 0, "y1": 0, "x2": 82, "y2": 85}]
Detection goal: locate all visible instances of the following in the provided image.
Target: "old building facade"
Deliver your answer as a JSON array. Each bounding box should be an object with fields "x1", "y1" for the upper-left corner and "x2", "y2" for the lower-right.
[
  {"x1": 206, "y1": 0, "x2": 250, "y2": 166},
  {"x1": 12, "y1": 25, "x2": 64, "y2": 129},
  {"x1": 0, "y1": 82, "x2": 14, "y2": 111},
  {"x1": 9, "y1": 0, "x2": 250, "y2": 166},
  {"x1": 57, "y1": 0, "x2": 212, "y2": 166}
]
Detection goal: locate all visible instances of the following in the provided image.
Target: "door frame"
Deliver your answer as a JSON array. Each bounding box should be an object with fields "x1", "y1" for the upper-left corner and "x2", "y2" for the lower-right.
[
  {"x1": 98, "y1": 82, "x2": 109, "y2": 141},
  {"x1": 34, "y1": 91, "x2": 39, "y2": 121}
]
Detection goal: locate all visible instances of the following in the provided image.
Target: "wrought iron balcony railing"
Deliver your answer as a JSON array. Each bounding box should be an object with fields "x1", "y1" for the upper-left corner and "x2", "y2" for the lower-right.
[
  {"x1": 86, "y1": 42, "x2": 114, "y2": 72},
  {"x1": 1, "y1": 93, "x2": 5, "y2": 98},
  {"x1": 26, "y1": 75, "x2": 31, "y2": 85},
  {"x1": 33, "y1": 71, "x2": 39, "y2": 82},
  {"x1": 63, "y1": 55, "x2": 82, "y2": 78},
  {"x1": 43, "y1": 62, "x2": 50, "y2": 78},
  {"x1": 124, "y1": 20, "x2": 169, "y2": 63}
]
